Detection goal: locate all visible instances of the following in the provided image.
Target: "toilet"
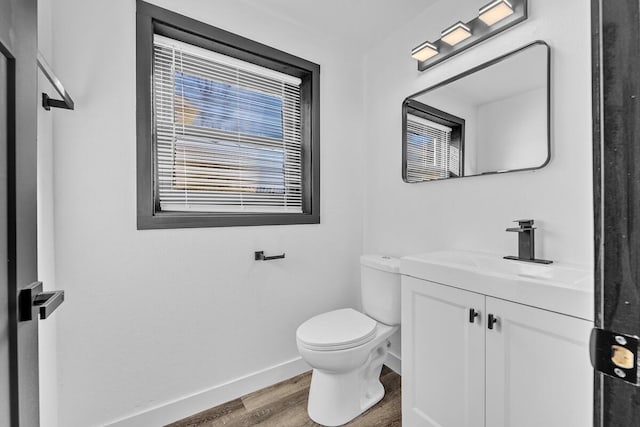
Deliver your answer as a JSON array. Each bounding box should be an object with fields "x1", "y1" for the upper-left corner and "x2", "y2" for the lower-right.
[{"x1": 296, "y1": 255, "x2": 401, "y2": 426}]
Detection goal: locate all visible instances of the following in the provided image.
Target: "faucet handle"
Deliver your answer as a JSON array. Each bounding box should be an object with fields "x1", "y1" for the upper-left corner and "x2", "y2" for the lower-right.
[{"x1": 513, "y1": 219, "x2": 534, "y2": 228}]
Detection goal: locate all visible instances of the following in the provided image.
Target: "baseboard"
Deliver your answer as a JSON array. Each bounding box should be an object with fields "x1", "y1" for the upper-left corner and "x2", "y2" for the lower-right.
[
  {"x1": 105, "y1": 357, "x2": 310, "y2": 427},
  {"x1": 385, "y1": 350, "x2": 401, "y2": 374}
]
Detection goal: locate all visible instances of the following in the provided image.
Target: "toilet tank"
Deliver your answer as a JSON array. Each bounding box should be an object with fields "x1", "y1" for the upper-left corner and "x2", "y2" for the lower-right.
[{"x1": 360, "y1": 255, "x2": 401, "y2": 325}]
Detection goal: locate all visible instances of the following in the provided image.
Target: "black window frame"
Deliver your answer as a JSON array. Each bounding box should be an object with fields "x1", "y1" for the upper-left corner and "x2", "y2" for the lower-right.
[
  {"x1": 402, "y1": 99, "x2": 465, "y2": 182},
  {"x1": 136, "y1": 1, "x2": 320, "y2": 229}
]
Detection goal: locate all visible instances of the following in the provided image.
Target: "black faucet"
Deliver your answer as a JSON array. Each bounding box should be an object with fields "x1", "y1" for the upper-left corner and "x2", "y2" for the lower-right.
[{"x1": 504, "y1": 219, "x2": 553, "y2": 264}]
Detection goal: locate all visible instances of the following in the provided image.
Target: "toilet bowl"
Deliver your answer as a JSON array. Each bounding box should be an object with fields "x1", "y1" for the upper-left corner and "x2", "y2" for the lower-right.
[{"x1": 296, "y1": 255, "x2": 401, "y2": 426}]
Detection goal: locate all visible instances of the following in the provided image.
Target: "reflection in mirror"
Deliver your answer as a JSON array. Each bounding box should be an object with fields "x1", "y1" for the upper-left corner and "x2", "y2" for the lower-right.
[{"x1": 402, "y1": 41, "x2": 549, "y2": 183}]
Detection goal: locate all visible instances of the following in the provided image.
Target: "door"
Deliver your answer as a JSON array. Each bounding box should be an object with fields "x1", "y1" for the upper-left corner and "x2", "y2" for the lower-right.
[
  {"x1": 485, "y1": 297, "x2": 593, "y2": 427},
  {"x1": 1, "y1": 36, "x2": 11, "y2": 427},
  {"x1": 1, "y1": 0, "x2": 40, "y2": 425},
  {"x1": 591, "y1": 1, "x2": 640, "y2": 425},
  {"x1": 401, "y1": 277, "x2": 485, "y2": 427}
]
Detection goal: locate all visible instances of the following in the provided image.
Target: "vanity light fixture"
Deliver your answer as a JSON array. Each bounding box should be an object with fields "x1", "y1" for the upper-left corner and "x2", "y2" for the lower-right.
[
  {"x1": 441, "y1": 22, "x2": 472, "y2": 46},
  {"x1": 411, "y1": 0, "x2": 528, "y2": 72},
  {"x1": 411, "y1": 41, "x2": 439, "y2": 61},
  {"x1": 479, "y1": 0, "x2": 515, "y2": 26}
]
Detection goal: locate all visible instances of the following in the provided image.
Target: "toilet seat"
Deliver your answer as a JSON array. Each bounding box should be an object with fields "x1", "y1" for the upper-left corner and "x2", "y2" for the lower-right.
[{"x1": 296, "y1": 308, "x2": 377, "y2": 351}]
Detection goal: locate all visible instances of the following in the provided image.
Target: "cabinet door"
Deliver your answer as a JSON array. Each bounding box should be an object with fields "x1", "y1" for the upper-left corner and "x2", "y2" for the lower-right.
[
  {"x1": 402, "y1": 277, "x2": 485, "y2": 427},
  {"x1": 485, "y1": 297, "x2": 593, "y2": 427}
]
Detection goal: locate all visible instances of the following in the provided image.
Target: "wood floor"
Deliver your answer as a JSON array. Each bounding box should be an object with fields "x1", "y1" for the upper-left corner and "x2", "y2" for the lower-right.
[{"x1": 167, "y1": 366, "x2": 401, "y2": 427}]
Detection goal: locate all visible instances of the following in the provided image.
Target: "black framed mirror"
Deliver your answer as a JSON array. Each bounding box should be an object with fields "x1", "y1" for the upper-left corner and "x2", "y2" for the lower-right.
[{"x1": 402, "y1": 40, "x2": 550, "y2": 183}]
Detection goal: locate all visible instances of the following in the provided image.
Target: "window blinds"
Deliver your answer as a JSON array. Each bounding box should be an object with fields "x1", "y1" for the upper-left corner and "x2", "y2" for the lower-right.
[
  {"x1": 153, "y1": 35, "x2": 303, "y2": 213},
  {"x1": 406, "y1": 114, "x2": 456, "y2": 181}
]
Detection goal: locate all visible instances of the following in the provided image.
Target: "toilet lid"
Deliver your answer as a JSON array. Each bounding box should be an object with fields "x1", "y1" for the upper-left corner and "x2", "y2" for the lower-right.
[{"x1": 296, "y1": 308, "x2": 377, "y2": 351}]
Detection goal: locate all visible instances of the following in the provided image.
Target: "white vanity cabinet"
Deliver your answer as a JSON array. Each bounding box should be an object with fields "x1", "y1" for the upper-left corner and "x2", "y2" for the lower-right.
[
  {"x1": 401, "y1": 277, "x2": 485, "y2": 427},
  {"x1": 402, "y1": 276, "x2": 593, "y2": 427}
]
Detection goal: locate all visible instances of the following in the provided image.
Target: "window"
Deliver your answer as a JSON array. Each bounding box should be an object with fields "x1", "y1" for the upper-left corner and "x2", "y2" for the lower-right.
[
  {"x1": 136, "y1": 1, "x2": 320, "y2": 229},
  {"x1": 154, "y1": 36, "x2": 303, "y2": 213},
  {"x1": 402, "y1": 100, "x2": 465, "y2": 183}
]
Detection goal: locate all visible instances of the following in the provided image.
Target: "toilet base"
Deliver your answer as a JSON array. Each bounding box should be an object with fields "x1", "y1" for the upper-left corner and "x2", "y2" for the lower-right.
[{"x1": 307, "y1": 341, "x2": 389, "y2": 426}]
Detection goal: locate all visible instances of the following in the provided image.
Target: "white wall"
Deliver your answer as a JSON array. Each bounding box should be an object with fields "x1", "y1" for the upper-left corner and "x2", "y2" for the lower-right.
[
  {"x1": 363, "y1": 0, "x2": 593, "y2": 356},
  {"x1": 48, "y1": 1, "x2": 365, "y2": 425},
  {"x1": 476, "y1": 87, "x2": 547, "y2": 172}
]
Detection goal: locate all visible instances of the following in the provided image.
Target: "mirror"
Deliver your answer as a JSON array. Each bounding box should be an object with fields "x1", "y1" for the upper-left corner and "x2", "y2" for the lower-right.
[{"x1": 402, "y1": 41, "x2": 550, "y2": 183}]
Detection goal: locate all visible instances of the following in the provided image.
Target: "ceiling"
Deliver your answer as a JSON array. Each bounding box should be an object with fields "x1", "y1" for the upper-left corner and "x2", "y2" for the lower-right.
[{"x1": 237, "y1": 0, "x2": 441, "y2": 51}]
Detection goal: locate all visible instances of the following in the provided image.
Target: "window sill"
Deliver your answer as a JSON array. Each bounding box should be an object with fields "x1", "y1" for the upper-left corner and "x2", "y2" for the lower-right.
[{"x1": 137, "y1": 211, "x2": 320, "y2": 230}]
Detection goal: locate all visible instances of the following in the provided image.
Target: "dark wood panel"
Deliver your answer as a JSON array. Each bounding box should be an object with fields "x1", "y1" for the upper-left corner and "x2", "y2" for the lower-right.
[
  {"x1": 594, "y1": 0, "x2": 640, "y2": 425},
  {"x1": 167, "y1": 367, "x2": 401, "y2": 427}
]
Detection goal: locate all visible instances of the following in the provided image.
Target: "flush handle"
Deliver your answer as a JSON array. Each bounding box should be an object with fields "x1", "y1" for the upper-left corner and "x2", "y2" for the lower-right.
[
  {"x1": 488, "y1": 313, "x2": 499, "y2": 330},
  {"x1": 469, "y1": 308, "x2": 479, "y2": 323},
  {"x1": 19, "y1": 281, "x2": 65, "y2": 321},
  {"x1": 254, "y1": 251, "x2": 285, "y2": 261}
]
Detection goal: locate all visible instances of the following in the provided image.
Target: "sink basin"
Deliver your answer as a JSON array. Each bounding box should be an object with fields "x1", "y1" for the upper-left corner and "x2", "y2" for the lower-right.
[{"x1": 401, "y1": 250, "x2": 593, "y2": 320}]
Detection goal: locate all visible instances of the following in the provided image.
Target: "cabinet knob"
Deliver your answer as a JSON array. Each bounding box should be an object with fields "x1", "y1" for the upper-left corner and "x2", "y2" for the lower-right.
[
  {"x1": 488, "y1": 313, "x2": 499, "y2": 330},
  {"x1": 469, "y1": 308, "x2": 479, "y2": 323}
]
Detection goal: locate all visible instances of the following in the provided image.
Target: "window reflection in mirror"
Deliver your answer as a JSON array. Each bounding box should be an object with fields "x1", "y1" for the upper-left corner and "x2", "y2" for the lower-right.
[{"x1": 402, "y1": 41, "x2": 550, "y2": 183}]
